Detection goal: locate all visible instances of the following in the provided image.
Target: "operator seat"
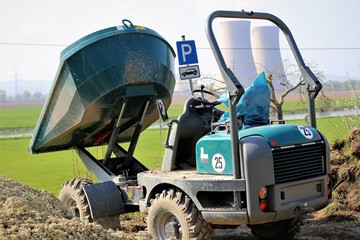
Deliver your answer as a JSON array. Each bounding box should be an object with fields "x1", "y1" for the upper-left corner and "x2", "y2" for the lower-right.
[{"x1": 161, "y1": 98, "x2": 223, "y2": 171}]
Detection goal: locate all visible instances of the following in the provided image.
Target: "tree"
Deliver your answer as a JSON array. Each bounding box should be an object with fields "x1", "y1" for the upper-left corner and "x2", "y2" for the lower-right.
[
  {"x1": 256, "y1": 58, "x2": 325, "y2": 120},
  {"x1": 23, "y1": 90, "x2": 31, "y2": 99},
  {"x1": 33, "y1": 91, "x2": 43, "y2": 99},
  {"x1": 199, "y1": 58, "x2": 326, "y2": 121},
  {"x1": 337, "y1": 71, "x2": 360, "y2": 131},
  {"x1": 0, "y1": 90, "x2": 6, "y2": 102}
]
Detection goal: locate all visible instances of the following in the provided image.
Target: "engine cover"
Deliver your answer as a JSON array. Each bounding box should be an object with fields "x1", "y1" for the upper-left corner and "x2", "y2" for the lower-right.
[{"x1": 195, "y1": 124, "x2": 322, "y2": 175}]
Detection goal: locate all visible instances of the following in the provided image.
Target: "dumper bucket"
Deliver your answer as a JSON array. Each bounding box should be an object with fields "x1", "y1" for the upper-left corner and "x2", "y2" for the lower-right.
[{"x1": 29, "y1": 20, "x2": 176, "y2": 154}]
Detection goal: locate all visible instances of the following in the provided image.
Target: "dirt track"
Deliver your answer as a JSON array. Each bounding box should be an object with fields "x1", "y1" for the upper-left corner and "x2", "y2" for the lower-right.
[{"x1": 210, "y1": 216, "x2": 360, "y2": 240}]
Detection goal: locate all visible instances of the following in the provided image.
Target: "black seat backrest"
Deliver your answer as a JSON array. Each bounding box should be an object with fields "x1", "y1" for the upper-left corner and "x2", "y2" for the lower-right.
[
  {"x1": 174, "y1": 98, "x2": 214, "y2": 168},
  {"x1": 161, "y1": 97, "x2": 224, "y2": 171}
]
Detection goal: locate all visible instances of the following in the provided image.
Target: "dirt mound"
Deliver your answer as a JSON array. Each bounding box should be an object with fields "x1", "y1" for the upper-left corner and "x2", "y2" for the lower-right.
[
  {"x1": 0, "y1": 176, "x2": 151, "y2": 240},
  {"x1": 326, "y1": 128, "x2": 360, "y2": 218}
]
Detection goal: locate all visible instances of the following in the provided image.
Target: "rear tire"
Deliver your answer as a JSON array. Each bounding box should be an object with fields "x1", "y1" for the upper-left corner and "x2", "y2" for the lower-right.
[
  {"x1": 147, "y1": 189, "x2": 213, "y2": 240},
  {"x1": 59, "y1": 178, "x2": 93, "y2": 221},
  {"x1": 248, "y1": 217, "x2": 302, "y2": 240}
]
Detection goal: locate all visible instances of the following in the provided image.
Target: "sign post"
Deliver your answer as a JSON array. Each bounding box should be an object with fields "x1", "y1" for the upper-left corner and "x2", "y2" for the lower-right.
[{"x1": 176, "y1": 37, "x2": 200, "y2": 84}]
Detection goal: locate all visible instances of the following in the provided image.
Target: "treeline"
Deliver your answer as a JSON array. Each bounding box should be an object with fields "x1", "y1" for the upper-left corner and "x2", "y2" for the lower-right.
[
  {"x1": 322, "y1": 79, "x2": 360, "y2": 92},
  {"x1": 0, "y1": 90, "x2": 46, "y2": 102}
]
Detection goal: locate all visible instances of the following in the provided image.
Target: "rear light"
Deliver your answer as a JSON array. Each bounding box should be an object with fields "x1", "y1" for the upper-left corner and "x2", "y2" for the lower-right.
[
  {"x1": 326, "y1": 175, "x2": 331, "y2": 185},
  {"x1": 258, "y1": 187, "x2": 268, "y2": 199},
  {"x1": 258, "y1": 186, "x2": 269, "y2": 211},
  {"x1": 259, "y1": 199, "x2": 269, "y2": 212}
]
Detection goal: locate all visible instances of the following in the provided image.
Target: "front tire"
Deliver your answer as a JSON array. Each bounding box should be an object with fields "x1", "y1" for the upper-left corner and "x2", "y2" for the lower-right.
[
  {"x1": 147, "y1": 189, "x2": 213, "y2": 240},
  {"x1": 59, "y1": 178, "x2": 93, "y2": 221},
  {"x1": 248, "y1": 217, "x2": 302, "y2": 240}
]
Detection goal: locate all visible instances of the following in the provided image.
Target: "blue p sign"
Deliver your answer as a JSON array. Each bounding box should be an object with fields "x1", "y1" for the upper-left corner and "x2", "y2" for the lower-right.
[{"x1": 176, "y1": 40, "x2": 198, "y2": 65}]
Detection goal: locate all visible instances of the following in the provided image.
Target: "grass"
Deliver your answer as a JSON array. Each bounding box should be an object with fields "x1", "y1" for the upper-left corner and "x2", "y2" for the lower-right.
[
  {"x1": 167, "y1": 104, "x2": 184, "y2": 119},
  {"x1": 0, "y1": 138, "x2": 89, "y2": 194},
  {"x1": 123, "y1": 128, "x2": 167, "y2": 169},
  {"x1": 0, "y1": 98, "x2": 356, "y2": 130},
  {"x1": 0, "y1": 108, "x2": 42, "y2": 129},
  {"x1": 0, "y1": 102, "x2": 356, "y2": 194},
  {"x1": 281, "y1": 96, "x2": 360, "y2": 114},
  {"x1": 287, "y1": 117, "x2": 349, "y2": 142},
  {"x1": 0, "y1": 130, "x2": 166, "y2": 194}
]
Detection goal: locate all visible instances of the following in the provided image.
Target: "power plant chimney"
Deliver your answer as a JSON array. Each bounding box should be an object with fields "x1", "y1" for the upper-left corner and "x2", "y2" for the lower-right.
[
  {"x1": 252, "y1": 26, "x2": 288, "y2": 91},
  {"x1": 218, "y1": 21, "x2": 258, "y2": 88}
]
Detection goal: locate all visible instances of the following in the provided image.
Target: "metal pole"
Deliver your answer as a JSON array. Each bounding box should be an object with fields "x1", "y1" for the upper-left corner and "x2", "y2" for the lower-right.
[
  {"x1": 307, "y1": 84, "x2": 317, "y2": 129},
  {"x1": 180, "y1": 35, "x2": 196, "y2": 94},
  {"x1": 123, "y1": 99, "x2": 151, "y2": 166},
  {"x1": 103, "y1": 100, "x2": 127, "y2": 166}
]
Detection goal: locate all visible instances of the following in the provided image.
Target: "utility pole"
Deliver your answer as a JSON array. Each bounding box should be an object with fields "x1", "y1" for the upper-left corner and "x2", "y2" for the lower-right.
[{"x1": 14, "y1": 69, "x2": 18, "y2": 99}]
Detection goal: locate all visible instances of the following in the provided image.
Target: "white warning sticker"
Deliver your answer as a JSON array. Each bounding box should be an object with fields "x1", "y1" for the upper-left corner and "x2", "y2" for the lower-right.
[
  {"x1": 200, "y1": 147, "x2": 209, "y2": 163},
  {"x1": 212, "y1": 153, "x2": 226, "y2": 173},
  {"x1": 298, "y1": 125, "x2": 313, "y2": 139}
]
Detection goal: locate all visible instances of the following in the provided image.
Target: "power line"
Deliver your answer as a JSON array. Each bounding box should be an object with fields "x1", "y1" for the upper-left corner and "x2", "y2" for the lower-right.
[
  {"x1": 1, "y1": 42, "x2": 360, "y2": 51},
  {"x1": 197, "y1": 47, "x2": 360, "y2": 51},
  {"x1": 0, "y1": 42, "x2": 68, "y2": 47}
]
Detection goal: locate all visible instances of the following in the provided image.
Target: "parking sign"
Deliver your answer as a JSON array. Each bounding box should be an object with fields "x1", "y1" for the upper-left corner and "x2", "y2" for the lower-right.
[{"x1": 176, "y1": 40, "x2": 198, "y2": 65}]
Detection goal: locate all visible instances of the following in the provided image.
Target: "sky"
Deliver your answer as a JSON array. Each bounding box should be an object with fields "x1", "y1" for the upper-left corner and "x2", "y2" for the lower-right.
[{"x1": 0, "y1": 0, "x2": 359, "y2": 92}]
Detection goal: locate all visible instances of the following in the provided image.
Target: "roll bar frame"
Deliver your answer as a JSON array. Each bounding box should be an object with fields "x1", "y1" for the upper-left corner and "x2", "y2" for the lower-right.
[{"x1": 205, "y1": 10, "x2": 322, "y2": 199}]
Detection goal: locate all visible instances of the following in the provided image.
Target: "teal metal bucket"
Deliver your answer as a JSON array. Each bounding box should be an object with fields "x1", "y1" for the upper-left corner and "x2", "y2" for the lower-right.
[{"x1": 29, "y1": 20, "x2": 176, "y2": 154}]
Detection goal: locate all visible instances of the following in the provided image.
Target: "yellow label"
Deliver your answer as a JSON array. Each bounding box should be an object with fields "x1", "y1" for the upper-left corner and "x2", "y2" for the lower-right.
[{"x1": 135, "y1": 25, "x2": 146, "y2": 30}]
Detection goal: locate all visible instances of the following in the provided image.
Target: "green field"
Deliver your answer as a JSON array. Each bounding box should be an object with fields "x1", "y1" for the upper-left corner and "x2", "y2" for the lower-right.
[
  {"x1": 0, "y1": 97, "x2": 357, "y2": 128},
  {"x1": 0, "y1": 130, "x2": 168, "y2": 194},
  {"x1": 0, "y1": 101, "x2": 356, "y2": 194},
  {"x1": 0, "y1": 108, "x2": 42, "y2": 129}
]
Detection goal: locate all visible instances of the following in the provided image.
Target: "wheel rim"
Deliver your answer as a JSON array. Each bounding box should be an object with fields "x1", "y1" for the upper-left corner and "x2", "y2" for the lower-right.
[
  {"x1": 63, "y1": 197, "x2": 80, "y2": 218},
  {"x1": 147, "y1": 189, "x2": 213, "y2": 239},
  {"x1": 156, "y1": 211, "x2": 182, "y2": 239},
  {"x1": 59, "y1": 178, "x2": 93, "y2": 221}
]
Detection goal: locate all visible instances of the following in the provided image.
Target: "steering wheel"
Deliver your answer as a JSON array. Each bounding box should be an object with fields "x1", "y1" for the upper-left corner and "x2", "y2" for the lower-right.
[{"x1": 191, "y1": 85, "x2": 222, "y2": 106}]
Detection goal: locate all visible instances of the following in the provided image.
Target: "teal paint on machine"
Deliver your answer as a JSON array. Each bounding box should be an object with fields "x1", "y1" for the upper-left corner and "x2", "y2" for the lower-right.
[
  {"x1": 29, "y1": 21, "x2": 176, "y2": 154},
  {"x1": 196, "y1": 124, "x2": 322, "y2": 175},
  {"x1": 237, "y1": 124, "x2": 321, "y2": 147},
  {"x1": 196, "y1": 131, "x2": 233, "y2": 175}
]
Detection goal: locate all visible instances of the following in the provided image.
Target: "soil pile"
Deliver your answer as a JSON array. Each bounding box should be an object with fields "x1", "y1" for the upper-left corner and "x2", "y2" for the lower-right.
[
  {"x1": 0, "y1": 176, "x2": 151, "y2": 240},
  {"x1": 324, "y1": 128, "x2": 360, "y2": 220},
  {"x1": 295, "y1": 130, "x2": 360, "y2": 239}
]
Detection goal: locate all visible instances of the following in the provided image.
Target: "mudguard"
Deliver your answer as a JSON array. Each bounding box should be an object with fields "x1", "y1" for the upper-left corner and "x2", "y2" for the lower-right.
[{"x1": 83, "y1": 181, "x2": 125, "y2": 220}]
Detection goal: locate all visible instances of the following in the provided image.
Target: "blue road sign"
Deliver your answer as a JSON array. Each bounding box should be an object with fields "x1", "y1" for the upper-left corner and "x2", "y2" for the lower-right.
[{"x1": 176, "y1": 40, "x2": 198, "y2": 65}]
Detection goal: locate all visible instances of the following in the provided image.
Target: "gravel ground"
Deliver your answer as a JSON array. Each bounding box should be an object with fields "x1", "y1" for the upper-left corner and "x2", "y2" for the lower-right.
[{"x1": 0, "y1": 176, "x2": 151, "y2": 240}]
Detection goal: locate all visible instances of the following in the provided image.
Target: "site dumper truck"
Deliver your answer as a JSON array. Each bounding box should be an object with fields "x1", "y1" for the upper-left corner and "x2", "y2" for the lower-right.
[{"x1": 29, "y1": 10, "x2": 332, "y2": 240}]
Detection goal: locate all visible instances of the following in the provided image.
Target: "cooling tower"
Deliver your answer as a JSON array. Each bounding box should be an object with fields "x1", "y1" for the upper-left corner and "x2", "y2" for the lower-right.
[
  {"x1": 218, "y1": 21, "x2": 258, "y2": 88},
  {"x1": 252, "y1": 26, "x2": 287, "y2": 91}
]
